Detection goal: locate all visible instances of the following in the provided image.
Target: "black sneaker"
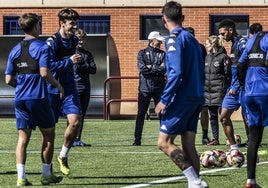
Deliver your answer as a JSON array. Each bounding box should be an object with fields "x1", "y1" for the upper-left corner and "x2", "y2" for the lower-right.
[
  {"x1": 207, "y1": 138, "x2": 220, "y2": 146},
  {"x1": 132, "y1": 142, "x2": 141, "y2": 146},
  {"x1": 202, "y1": 137, "x2": 210, "y2": 145}
]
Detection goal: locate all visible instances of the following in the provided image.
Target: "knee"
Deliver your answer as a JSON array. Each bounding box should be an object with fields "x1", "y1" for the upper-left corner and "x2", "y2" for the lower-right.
[
  {"x1": 68, "y1": 118, "x2": 80, "y2": 127},
  {"x1": 220, "y1": 116, "x2": 227, "y2": 125},
  {"x1": 157, "y1": 140, "x2": 168, "y2": 153}
]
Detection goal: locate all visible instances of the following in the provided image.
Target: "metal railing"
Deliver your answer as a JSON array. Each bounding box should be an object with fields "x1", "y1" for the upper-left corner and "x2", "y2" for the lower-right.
[{"x1": 103, "y1": 76, "x2": 139, "y2": 120}]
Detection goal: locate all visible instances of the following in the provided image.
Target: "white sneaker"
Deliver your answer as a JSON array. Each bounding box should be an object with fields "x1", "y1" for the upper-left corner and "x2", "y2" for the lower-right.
[{"x1": 189, "y1": 180, "x2": 208, "y2": 188}]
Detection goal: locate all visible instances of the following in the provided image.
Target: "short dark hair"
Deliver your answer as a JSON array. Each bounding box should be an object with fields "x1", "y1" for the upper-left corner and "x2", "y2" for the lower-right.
[
  {"x1": 249, "y1": 23, "x2": 263, "y2": 35},
  {"x1": 162, "y1": 1, "x2": 183, "y2": 24},
  {"x1": 18, "y1": 13, "x2": 40, "y2": 33},
  {"x1": 185, "y1": 27, "x2": 195, "y2": 36},
  {"x1": 218, "y1": 19, "x2": 236, "y2": 30},
  {"x1": 58, "y1": 8, "x2": 80, "y2": 23}
]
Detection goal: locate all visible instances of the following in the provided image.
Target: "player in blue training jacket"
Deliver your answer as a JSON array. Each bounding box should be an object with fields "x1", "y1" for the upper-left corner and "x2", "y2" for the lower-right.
[
  {"x1": 238, "y1": 30, "x2": 268, "y2": 188},
  {"x1": 155, "y1": 1, "x2": 207, "y2": 188},
  {"x1": 5, "y1": 13, "x2": 64, "y2": 186},
  {"x1": 218, "y1": 19, "x2": 248, "y2": 150},
  {"x1": 46, "y1": 8, "x2": 82, "y2": 176}
]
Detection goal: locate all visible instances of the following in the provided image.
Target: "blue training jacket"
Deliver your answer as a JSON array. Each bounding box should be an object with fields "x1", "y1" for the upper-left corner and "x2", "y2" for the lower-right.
[
  {"x1": 46, "y1": 31, "x2": 79, "y2": 95},
  {"x1": 161, "y1": 26, "x2": 205, "y2": 106},
  {"x1": 239, "y1": 32, "x2": 268, "y2": 96}
]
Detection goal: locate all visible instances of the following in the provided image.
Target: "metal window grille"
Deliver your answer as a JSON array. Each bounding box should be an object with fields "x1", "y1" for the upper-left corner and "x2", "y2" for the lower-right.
[
  {"x1": 78, "y1": 15, "x2": 110, "y2": 34},
  {"x1": 4, "y1": 16, "x2": 42, "y2": 35}
]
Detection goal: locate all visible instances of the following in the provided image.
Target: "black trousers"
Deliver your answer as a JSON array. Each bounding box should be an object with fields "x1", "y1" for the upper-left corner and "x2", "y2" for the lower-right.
[
  {"x1": 207, "y1": 106, "x2": 221, "y2": 140},
  {"x1": 134, "y1": 91, "x2": 161, "y2": 144},
  {"x1": 77, "y1": 91, "x2": 90, "y2": 140}
]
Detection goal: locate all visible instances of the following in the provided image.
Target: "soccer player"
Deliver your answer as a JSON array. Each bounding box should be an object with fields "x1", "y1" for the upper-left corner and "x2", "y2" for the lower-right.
[
  {"x1": 218, "y1": 19, "x2": 247, "y2": 149},
  {"x1": 5, "y1": 13, "x2": 64, "y2": 186},
  {"x1": 46, "y1": 8, "x2": 82, "y2": 175},
  {"x1": 238, "y1": 23, "x2": 263, "y2": 147},
  {"x1": 155, "y1": 1, "x2": 208, "y2": 188},
  {"x1": 72, "y1": 29, "x2": 97, "y2": 147},
  {"x1": 238, "y1": 28, "x2": 268, "y2": 188}
]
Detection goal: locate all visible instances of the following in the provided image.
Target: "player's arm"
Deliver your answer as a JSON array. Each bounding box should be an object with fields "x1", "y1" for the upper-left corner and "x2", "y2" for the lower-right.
[
  {"x1": 75, "y1": 51, "x2": 96, "y2": 74},
  {"x1": 260, "y1": 33, "x2": 268, "y2": 67},
  {"x1": 86, "y1": 51, "x2": 97, "y2": 74},
  {"x1": 160, "y1": 42, "x2": 183, "y2": 105},
  {"x1": 152, "y1": 52, "x2": 166, "y2": 75},
  {"x1": 39, "y1": 43, "x2": 64, "y2": 98},
  {"x1": 46, "y1": 38, "x2": 76, "y2": 71},
  {"x1": 138, "y1": 50, "x2": 153, "y2": 75},
  {"x1": 5, "y1": 45, "x2": 20, "y2": 88},
  {"x1": 224, "y1": 56, "x2": 232, "y2": 86},
  {"x1": 5, "y1": 75, "x2": 16, "y2": 88},
  {"x1": 40, "y1": 67, "x2": 64, "y2": 98}
]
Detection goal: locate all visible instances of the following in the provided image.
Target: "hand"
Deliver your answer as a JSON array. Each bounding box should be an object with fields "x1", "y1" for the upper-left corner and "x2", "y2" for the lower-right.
[
  {"x1": 57, "y1": 84, "x2": 64, "y2": 99},
  {"x1": 228, "y1": 89, "x2": 236, "y2": 95},
  {"x1": 155, "y1": 101, "x2": 166, "y2": 117},
  {"x1": 71, "y1": 54, "x2": 82, "y2": 64}
]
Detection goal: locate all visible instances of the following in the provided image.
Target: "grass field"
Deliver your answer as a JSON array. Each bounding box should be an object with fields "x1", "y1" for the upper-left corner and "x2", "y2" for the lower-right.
[{"x1": 0, "y1": 118, "x2": 267, "y2": 187}]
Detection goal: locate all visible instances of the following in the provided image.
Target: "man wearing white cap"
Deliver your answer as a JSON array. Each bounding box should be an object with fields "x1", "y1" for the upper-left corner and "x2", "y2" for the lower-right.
[{"x1": 133, "y1": 31, "x2": 166, "y2": 146}]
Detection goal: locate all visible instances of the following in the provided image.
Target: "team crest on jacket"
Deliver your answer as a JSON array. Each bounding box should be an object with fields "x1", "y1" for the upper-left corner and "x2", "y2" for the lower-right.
[
  {"x1": 214, "y1": 61, "x2": 220, "y2": 67},
  {"x1": 160, "y1": 124, "x2": 167, "y2": 131},
  {"x1": 168, "y1": 45, "x2": 176, "y2": 52},
  {"x1": 167, "y1": 38, "x2": 175, "y2": 44}
]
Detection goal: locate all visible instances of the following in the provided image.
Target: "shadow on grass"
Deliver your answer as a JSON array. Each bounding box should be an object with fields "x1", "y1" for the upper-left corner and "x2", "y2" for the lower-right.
[
  {"x1": 0, "y1": 171, "x2": 43, "y2": 175},
  {"x1": 58, "y1": 179, "x2": 186, "y2": 186},
  {"x1": 70, "y1": 174, "x2": 180, "y2": 179}
]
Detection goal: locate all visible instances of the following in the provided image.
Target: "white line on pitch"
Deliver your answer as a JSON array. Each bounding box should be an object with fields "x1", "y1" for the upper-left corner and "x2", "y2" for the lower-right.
[
  {"x1": 0, "y1": 150, "x2": 162, "y2": 154},
  {"x1": 120, "y1": 161, "x2": 268, "y2": 188}
]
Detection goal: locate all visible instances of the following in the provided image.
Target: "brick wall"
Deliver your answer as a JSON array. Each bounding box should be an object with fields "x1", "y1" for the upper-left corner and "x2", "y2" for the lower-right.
[{"x1": 1, "y1": 6, "x2": 268, "y2": 101}]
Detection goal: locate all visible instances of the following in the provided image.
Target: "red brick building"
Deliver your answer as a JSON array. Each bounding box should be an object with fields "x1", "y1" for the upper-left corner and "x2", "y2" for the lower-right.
[{"x1": 0, "y1": 0, "x2": 267, "y2": 118}]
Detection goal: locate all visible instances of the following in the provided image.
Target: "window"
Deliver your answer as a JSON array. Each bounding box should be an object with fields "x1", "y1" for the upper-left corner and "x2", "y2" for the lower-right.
[
  {"x1": 210, "y1": 14, "x2": 249, "y2": 37},
  {"x1": 140, "y1": 15, "x2": 169, "y2": 40},
  {"x1": 78, "y1": 15, "x2": 110, "y2": 34},
  {"x1": 4, "y1": 16, "x2": 23, "y2": 35},
  {"x1": 4, "y1": 15, "x2": 42, "y2": 35}
]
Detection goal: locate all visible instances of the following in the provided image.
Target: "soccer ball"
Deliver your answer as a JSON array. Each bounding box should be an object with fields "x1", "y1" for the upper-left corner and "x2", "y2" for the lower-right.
[
  {"x1": 226, "y1": 149, "x2": 245, "y2": 167},
  {"x1": 213, "y1": 149, "x2": 227, "y2": 167},
  {"x1": 226, "y1": 134, "x2": 242, "y2": 146},
  {"x1": 200, "y1": 150, "x2": 216, "y2": 168}
]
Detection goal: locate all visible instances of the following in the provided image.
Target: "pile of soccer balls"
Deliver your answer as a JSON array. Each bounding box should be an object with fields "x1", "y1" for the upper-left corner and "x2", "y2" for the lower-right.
[{"x1": 200, "y1": 149, "x2": 245, "y2": 168}]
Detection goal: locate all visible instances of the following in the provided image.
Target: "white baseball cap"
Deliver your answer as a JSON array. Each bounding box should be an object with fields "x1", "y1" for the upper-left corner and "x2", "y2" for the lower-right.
[{"x1": 148, "y1": 31, "x2": 165, "y2": 41}]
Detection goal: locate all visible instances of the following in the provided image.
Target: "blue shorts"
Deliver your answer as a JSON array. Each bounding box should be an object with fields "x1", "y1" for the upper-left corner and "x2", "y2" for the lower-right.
[
  {"x1": 245, "y1": 96, "x2": 268, "y2": 127},
  {"x1": 160, "y1": 102, "x2": 202, "y2": 135},
  {"x1": 221, "y1": 93, "x2": 240, "y2": 110},
  {"x1": 239, "y1": 89, "x2": 247, "y2": 116},
  {"x1": 48, "y1": 93, "x2": 81, "y2": 123},
  {"x1": 15, "y1": 99, "x2": 55, "y2": 130}
]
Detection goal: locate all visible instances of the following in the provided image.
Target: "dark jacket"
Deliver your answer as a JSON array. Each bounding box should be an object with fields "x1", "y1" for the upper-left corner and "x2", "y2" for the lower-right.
[
  {"x1": 73, "y1": 47, "x2": 97, "y2": 94},
  {"x1": 138, "y1": 45, "x2": 166, "y2": 93},
  {"x1": 204, "y1": 47, "x2": 231, "y2": 106}
]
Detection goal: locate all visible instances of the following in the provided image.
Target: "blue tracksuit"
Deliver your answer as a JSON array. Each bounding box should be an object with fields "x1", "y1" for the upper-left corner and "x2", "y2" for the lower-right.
[
  {"x1": 221, "y1": 35, "x2": 247, "y2": 110},
  {"x1": 46, "y1": 31, "x2": 81, "y2": 121},
  {"x1": 160, "y1": 26, "x2": 204, "y2": 135},
  {"x1": 5, "y1": 39, "x2": 55, "y2": 129}
]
